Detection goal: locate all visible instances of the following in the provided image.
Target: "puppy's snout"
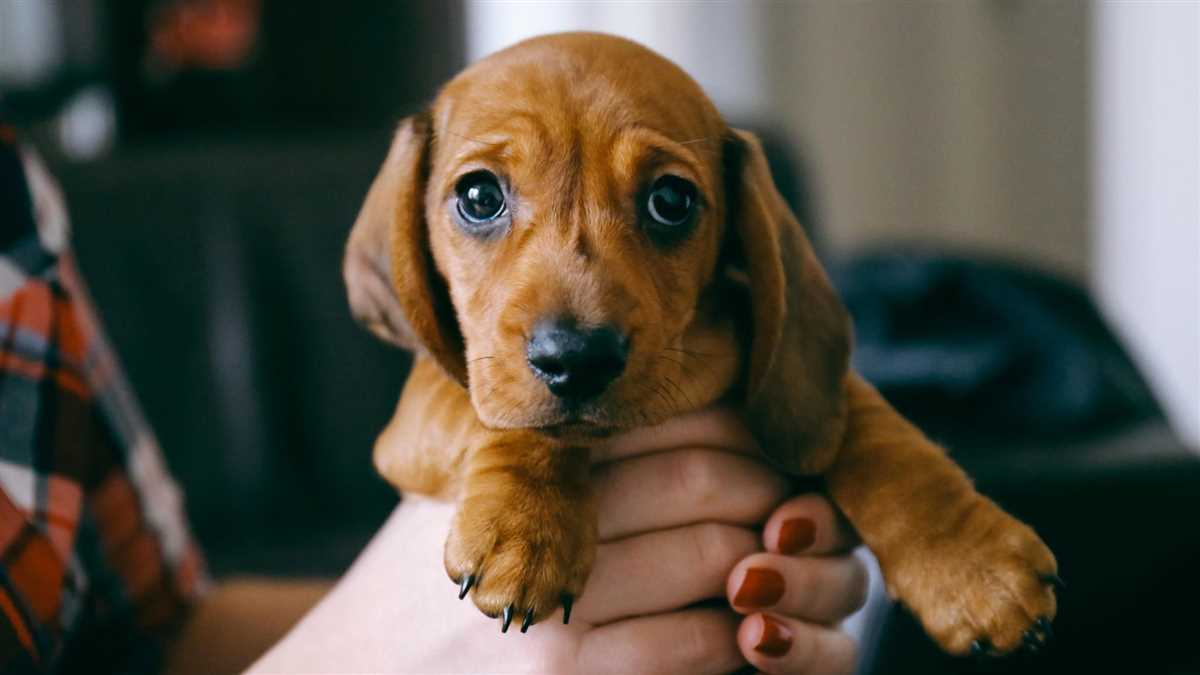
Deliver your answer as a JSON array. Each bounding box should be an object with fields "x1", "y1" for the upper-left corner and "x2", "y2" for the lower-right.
[{"x1": 526, "y1": 318, "x2": 628, "y2": 402}]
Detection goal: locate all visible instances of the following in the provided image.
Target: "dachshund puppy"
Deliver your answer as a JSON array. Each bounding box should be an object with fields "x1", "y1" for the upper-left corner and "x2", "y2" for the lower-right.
[{"x1": 344, "y1": 32, "x2": 1058, "y2": 655}]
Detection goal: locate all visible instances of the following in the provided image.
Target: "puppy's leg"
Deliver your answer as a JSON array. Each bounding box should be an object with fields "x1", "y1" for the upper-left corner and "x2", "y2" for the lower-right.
[
  {"x1": 374, "y1": 357, "x2": 480, "y2": 500},
  {"x1": 445, "y1": 431, "x2": 595, "y2": 632},
  {"x1": 377, "y1": 357, "x2": 593, "y2": 630},
  {"x1": 825, "y1": 373, "x2": 1059, "y2": 656}
]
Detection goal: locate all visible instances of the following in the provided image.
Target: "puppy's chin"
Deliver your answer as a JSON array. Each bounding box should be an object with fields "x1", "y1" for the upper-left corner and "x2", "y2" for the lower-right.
[
  {"x1": 473, "y1": 398, "x2": 612, "y2": 432},
  {"x1": 472, "y1": 390, "x2": 670, "y2": 437},
  {"x1": 540, "y1": 421, "x2": 616, "y2": 443}
]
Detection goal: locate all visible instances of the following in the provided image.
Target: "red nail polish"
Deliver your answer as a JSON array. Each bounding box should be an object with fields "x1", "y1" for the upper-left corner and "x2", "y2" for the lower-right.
[
  {"x1": 733, "y1": 568, "x2": 785, "y2": 608},
  {"x1": 754, "y1": 614, "x2": 793, "y2": 657},
  {"x1": 778, "y1": 518, "x2": 816, "y2": 555}
]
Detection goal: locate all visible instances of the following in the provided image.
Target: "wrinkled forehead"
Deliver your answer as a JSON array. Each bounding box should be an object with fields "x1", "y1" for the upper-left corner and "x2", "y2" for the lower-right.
[{"x1": 428, "y1": 40, "x2": 726, "y2": 183}]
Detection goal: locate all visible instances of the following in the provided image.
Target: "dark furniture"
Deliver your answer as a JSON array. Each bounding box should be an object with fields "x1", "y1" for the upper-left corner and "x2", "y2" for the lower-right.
[
  {"x1": 864, "y1": 422, "x2": 1200, "y2": 674},
  {"x1": 57, "y1": 132, "x2": 407, "y2": 576}
]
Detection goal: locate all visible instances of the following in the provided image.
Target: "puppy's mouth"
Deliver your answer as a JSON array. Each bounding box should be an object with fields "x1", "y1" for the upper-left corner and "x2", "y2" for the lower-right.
[
  {"x1": 469, "y1": 366, "x2": 640, "y2": 433},
  {"x1": 540, "y1": 418, "x2": 615, "y2": 440},
  {"x1": 537, "y1": 400, "x2": 617, "y2": 434}
]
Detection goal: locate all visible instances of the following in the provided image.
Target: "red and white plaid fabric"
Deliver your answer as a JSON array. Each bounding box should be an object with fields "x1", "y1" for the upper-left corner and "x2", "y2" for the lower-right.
[{"x1": 0, "y1": 124, "x2": 206, "y2": 673}]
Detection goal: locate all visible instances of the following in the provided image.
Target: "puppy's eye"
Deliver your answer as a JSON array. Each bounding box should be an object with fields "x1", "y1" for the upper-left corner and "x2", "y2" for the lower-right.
[
  {"x1": 455, "y1": 171, "x2": 507, "y2": 227},
  {"x1": 646, "y1": 175, "x2": 697, "y2": 229}
]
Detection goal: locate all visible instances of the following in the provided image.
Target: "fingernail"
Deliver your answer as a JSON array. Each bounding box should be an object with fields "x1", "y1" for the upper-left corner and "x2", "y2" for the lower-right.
[
  {"x1": 754, "y1": 614, "x2": 793, "y2": 657},
  {"x1": 778, "y1": 518, "x2": 816, "y2": 555},
  {"x1": 733, "y1": 567, "x2": 785, "y2": 608}
]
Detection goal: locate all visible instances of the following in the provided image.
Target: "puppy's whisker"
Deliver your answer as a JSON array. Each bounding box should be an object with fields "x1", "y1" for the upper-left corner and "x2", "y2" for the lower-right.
[
  {"x1": 657, "y1": 381, "x2": 680, "y2": 414},
  {"x1": 468, "y1": 355, "x2": 496, "y2": 364},
  {"x1": 441, "y1": 128, "x2": 502, "y2": 148},
  {"x1": 477, "y1": 362, "x2": 511, "y2": 416},
  {"x1": 664, "y1": 375, "x2": 695, "y2": 411},
  {"x1": 663, "y1": 373, "x2": 688, "y2": 400},
  {"x1": 479, "y1": 381, "x2": 501, "y2": 408},
  {"x1": 648, "y1": 381, "x2": 673, "y2": 410},
  {"x1": 653, "y1": 355, "x2": 692, "y2": 397},
  {"x1": 663, "y1": 347, "x2": 732, "y2": 360},
  {"x1": 506, "y1": 300, "x2": 541, "y2": 321},
  {"x1": 664, "y1": 376, "x2": 689, "y2": 409},
  {"x1": 498, "y1": 393, "x2": 526, "y2": 426},
  {"x1": 657, "y1": 354, "x2": 685, "y2": 369},
  {"x1": 677, "y1": 355, "x2": 724, "y2": 400}
]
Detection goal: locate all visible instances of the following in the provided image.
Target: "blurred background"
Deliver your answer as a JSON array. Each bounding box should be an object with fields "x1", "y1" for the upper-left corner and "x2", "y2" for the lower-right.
[{"x1": 1, "y1": 1, "x2": 1196, "y2": 673}]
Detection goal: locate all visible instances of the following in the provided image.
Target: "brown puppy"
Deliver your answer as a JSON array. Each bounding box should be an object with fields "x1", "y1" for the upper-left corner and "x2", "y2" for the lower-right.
[{"x1": 344, "y1": 32, "x2": 1058, "y2": 655}]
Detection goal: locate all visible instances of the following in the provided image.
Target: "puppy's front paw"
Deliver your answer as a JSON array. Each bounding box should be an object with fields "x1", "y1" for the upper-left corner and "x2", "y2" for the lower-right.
[
  {"x1": 445, "y1": 480, "x2": 596, "y2": 633},
  {"x1": 884, "y1": 497, "x2": 1060, "y2": 657}
]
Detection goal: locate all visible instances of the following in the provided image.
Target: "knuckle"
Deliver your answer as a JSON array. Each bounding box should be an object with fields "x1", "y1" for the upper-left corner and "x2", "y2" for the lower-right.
[
  {"x1": 787, "y1": 625, "x2": 857, "y2": 675},
  {"x1": 670, "y1": 449, "x2": 721, "y2": 503},
  {"x1": 786, "y1": 557, "x2": 870, "y2": 623},
  {"x1": 797, "y1": 633, "x2": 824, "y2": 675},
  {"x1": 687, "y1": 523, "x2": 720, "y2": 568},
  {"x1": 780, "y1": 561, "x2": 817, "y2": 609},
  {"x1": 822, "y1": 632, "x2": 859, "y2": 675},
  {"x1": 690, "y1": 523, "x2": 753, "y2": 571},
  {"x1": 674, "y1": 611, "x2": 719, "y2": 667}
]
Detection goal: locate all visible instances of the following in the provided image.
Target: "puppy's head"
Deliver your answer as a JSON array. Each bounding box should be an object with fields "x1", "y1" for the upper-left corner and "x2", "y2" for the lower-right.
[{"x1": 346, "y1": 33, "x2": 849, "y2": 468}]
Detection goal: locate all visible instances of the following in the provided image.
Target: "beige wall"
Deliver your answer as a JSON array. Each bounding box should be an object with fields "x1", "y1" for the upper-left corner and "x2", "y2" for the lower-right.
[
  {"x1": 763, "y1": 2, "x2": 1091, "y2": 280},
  {"x1": 1091, "y1": 1, "x2": 1199, "y2": 448},
  {"x1": 464, "y1": 2, "x2": 1093, "y2": 278}
]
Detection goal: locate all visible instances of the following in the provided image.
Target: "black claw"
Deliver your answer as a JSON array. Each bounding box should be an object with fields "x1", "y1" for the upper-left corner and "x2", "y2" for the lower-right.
[
  {"x1": 561, "y1": 594, "x2": 574, "y2": 625},
  {"x1": 1023, "y1": 630, "x2": 1043, "y2": 652},
  {"x1": 521, "y1": 608, "x2": 535, "y2": 633},
  {"x1": 1036, "y1": 617, "x2": 1055, "y2": 641},
  {"x1": 1041, "y1": 573, "x2": 1066, "y2": 590},
  {"x1": 458, "y1": 575, "x2": 475, "y2": 600},
  {"x1": 501, "y1": 605, "x2": 514, "y2": 633},
  {"x1": 970, "y1": 640, "x2": 988, "y2": 658}
]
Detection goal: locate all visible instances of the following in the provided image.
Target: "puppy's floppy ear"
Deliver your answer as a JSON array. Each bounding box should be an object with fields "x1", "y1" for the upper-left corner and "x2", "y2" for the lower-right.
[
  {"x1": 344, "y1": 113, "x2": 467, "y2": 385},
  {"x1": 724, "y1": 129, "x2": 851, "y2": 474}
]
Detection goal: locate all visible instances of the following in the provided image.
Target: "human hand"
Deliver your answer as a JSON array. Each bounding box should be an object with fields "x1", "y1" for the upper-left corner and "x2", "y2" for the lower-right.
[
  {"x1": 602, "y1": 409, "x2": 867, "y2": 675},
  {"x1": 252, "y1": 406, "x2": 865, "y2": 674},
  {"x1": 727, "y1": 494, "x2": 865, "y2": 674}
]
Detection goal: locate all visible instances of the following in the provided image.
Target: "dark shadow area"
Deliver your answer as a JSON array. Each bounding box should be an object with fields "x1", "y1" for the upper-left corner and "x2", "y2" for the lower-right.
[{"x1": 41, "y1": 0, "x2": 465, "y2": 576}]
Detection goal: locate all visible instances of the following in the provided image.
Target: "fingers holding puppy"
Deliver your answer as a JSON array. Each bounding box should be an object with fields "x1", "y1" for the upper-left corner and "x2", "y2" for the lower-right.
[
  {"x1": 727, "y1": 493, "x2": 866, "y2": 623},
  {"x1": 737, "y1": 612, "x2": 859, "y2": 675},
  {"x1": 580, "y1": 608, "x2": 744, "y2": 675},
  {"x1": 592, "y1": 447, "x2": 788, "y2": 541},
  {"x1": 579, "y1": 436, "x2": 786, "y2": 627},
  {"x1": 595, "y1": 406, "x2": 761, "y2": 464},
  {"x1": 576, "y1": 523, "x2": 759, "y2": 625},
  {"x1": 762, "y1": 492, "x2": 861, "y2": 557},
  {"x1": 727, "y1": 553, "x2": 868, "y2": 625},
  {"x1": 725, "y1": 494, "x2": 867, "y2": 674}
]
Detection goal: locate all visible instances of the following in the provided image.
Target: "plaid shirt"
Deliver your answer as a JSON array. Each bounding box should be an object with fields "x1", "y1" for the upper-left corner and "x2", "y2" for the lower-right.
[{"x1": 0, "y1": 125, "x2": 206, "y2": 673}]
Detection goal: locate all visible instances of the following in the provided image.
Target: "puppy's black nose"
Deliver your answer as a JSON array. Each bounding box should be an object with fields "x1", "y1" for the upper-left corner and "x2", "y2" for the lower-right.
[{"x1": 526, "y1": 318, "x2": 628, "y2": 401}]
